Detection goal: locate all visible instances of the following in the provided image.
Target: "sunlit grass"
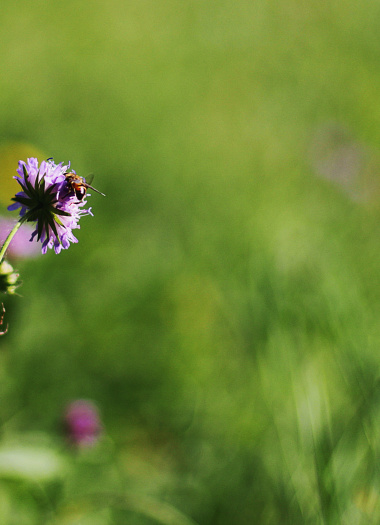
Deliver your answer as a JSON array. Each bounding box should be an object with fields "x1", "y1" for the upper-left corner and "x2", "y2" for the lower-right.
[{"x1": 0, "y1": 0, "x2": 380, "y2": 523}]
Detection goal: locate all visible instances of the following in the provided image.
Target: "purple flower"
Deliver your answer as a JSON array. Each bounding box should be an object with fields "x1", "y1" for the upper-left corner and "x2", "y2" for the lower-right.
[
  {"x1": 64, "y1": 400, "x2": 102, "y2": 448},
  {"x1": 8, "y1": 158, "x2": 93, "y2": 254}
]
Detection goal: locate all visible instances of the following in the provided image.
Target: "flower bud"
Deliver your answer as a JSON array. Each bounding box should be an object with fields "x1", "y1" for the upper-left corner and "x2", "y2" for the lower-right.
[{"x1": 0, "y1": 260, "x2": 20, "y2": 295}]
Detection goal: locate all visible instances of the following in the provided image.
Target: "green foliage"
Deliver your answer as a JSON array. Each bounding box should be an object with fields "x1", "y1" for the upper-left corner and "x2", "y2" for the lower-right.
[{"x1": 1, "y1": 0, "x2": 380, "y2": 523}]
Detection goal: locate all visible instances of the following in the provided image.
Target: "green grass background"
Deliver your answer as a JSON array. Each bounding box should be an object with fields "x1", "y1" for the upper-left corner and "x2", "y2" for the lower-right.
[{"x1": 0, "y1": 1, "x2": 380, "y2": 523}]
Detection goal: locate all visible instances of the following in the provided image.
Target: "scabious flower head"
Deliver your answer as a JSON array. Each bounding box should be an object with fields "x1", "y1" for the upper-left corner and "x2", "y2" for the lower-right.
[
  {"x1": 64, "y1": 399, "x2": 102, "y2": 448},
  {"x1": 8, "y1": 158, "x2": 93, "y2": 254}
]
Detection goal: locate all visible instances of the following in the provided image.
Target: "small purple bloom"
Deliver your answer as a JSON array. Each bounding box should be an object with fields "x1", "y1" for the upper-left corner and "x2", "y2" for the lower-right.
[
  {"x1": 0, "y1": 218, "x2": 40, "y2": 259},
  {"x1": 8, "y1": 158, "x2": 93, "y2": 254},
  {"x1": 64, "y1": 400, "x2": 102, "y2": 448}
]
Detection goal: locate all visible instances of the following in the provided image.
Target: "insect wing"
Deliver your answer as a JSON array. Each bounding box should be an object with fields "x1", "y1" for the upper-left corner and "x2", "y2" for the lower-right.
[{"x1": 85, "y1": 174, "x2": 94, "y2": 185}]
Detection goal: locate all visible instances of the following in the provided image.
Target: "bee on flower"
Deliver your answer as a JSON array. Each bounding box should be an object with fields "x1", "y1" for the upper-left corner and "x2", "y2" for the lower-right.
[{"x1": 7, "y1": 158, "x2": 105, "y2": 255}]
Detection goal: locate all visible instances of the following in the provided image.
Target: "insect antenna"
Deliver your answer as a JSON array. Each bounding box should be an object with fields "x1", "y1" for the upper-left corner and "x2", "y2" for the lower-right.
[{"x1": 86, "y1": 184, "x2": 106, "y2": 197}]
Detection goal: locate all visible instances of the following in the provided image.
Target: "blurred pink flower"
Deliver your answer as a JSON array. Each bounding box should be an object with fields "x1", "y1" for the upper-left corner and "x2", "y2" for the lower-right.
[
  {"x1": 64, "y1": 399, "x2": 102, "y2": 448},
  {"x1": 309, "y1": 122, "x2": 380, "y2": 203},
  {"x1": 0, "y1": 218, "x2": 40, "y2": 259}
]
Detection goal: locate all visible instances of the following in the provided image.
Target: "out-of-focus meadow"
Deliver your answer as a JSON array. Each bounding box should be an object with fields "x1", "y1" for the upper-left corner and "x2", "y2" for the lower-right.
[{"x1": 1, "y1": 1, "x2": 380, "y2": 523}]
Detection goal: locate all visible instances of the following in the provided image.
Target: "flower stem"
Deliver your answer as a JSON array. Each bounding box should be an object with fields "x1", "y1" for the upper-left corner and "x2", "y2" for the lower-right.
[{"x1": 0, "y1": 220, "x2": 22, "y2": 264}]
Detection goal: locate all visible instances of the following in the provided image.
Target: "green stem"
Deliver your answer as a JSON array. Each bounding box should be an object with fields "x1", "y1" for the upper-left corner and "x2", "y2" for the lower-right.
[{"x1": 0, "y1": 220, "x2": 22, "y2": 264}]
